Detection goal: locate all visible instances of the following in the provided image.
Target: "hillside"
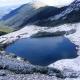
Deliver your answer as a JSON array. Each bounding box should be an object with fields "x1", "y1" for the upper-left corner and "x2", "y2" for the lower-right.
[
  {"x1": 36, "y1": 0, "x2": 80, "y2": 26},
  {"x1": 0, "y1": 5, "x2": 20, "y2": 19},
  {"x1": 0, "y1": 1, "x2": 67, "y2": 29}
]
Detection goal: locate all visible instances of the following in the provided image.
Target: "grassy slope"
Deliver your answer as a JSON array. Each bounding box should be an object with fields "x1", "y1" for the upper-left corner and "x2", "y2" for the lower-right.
[
  {"x1": 0, "y1": 21, "x2": 14, "y2": 34},
  {"x1": 0, "y1": 26, "x2": 14, "y2": 33}
]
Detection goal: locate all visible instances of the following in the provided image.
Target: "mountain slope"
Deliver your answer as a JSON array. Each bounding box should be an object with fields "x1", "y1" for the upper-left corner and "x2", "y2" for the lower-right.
[
  {"x1": 1, "y1": 0, "x2": 80, "y2": 28},
  {"x1": 35, "y1": 0, "x2": 80, "y2": 26},
  {"x1": 0, "y1": 1, "x2": 67, "y2": 29},
  {"x1": 1, "y1": 1, "x2": 47, "y2": 29},
  {"x1": 0, "y1": 5, "x2": 20, "y2": 19}
]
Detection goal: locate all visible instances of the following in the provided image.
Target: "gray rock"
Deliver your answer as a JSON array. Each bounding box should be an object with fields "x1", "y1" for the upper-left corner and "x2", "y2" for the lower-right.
[{"x1": 31, "y1": 31, "x2": 66, "y2": 38}]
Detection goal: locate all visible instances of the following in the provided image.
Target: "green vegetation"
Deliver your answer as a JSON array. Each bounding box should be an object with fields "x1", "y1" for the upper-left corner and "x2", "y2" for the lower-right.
[
  {"x1": 0, "y1": 21, "x2": 14, "y2": 35},
  {"x1": 0, "y1": 26, "x2": 14, "y2": 33}
]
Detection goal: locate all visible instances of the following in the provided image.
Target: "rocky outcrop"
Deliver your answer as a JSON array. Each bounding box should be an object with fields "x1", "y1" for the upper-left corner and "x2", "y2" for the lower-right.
[
  {"x1": 35, "y1": 0, "x2": 80, "y2": 26},
  {"x1": 48, "y1": 56, "x2": 80, "y2": 78},
  {"x1": 0, "y1": 51, "x2": 65, "y2": 79},
  {"x1": 0, "y1": 51, "x2": 80, "y2": 80}
]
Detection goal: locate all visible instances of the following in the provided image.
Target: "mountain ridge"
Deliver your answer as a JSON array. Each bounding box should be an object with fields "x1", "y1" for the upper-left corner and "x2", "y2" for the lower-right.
[{"x1": 0, "y1": 1, "x2": 67, "y2": 29}]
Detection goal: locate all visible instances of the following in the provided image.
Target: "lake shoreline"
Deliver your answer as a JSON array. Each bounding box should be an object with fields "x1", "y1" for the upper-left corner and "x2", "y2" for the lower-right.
[
  {"x1": 0, "y1": 51, "x2": 65, "y2": 80},
  {"x1": 0, "y1": 50, "x2": 80, "y2": 80},
  {"x1": 0, "y1": 24, "x2": 79, "y2": 80}
]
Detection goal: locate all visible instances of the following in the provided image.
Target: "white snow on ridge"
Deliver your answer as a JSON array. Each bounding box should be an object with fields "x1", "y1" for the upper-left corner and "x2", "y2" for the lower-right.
[
  {"x1": 66, "y1": 23, "x2": 80, "y2": 55},
  {"x1": 48, "y1": 23, "x2": 80, "y2": 72},
  {"x1": 0, "y1": 22, "x2": 80, "y2": 72},
  {"x1": 0, "y1": 24, "x2": 75, "y2": 44}
]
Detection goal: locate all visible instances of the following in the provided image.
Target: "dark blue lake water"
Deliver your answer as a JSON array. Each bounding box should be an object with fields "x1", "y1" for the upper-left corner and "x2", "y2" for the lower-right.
[{"x1": 5, "y1": 37, "x2": 78, "y2": 66}]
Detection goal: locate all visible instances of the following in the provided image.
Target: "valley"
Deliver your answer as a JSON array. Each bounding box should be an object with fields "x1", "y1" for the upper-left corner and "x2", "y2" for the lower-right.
[{"x1": 0, "y1": 0, "x2": 80, "y2": 80}]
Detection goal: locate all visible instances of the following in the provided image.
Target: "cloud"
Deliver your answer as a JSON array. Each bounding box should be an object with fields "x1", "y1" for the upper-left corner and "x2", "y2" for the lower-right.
[
  {"x1": 0, "y1": 0, "x2": 31, "y2": 6},
  {"x1": 0, "y1": 0, "x2": 74, "y2": 7},
  {"x1": 40, "y1": 0, "x2": 74, "y2": 7}
]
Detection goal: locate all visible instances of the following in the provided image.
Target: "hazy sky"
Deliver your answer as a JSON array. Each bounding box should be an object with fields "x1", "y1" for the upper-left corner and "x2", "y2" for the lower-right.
[
  {"x1": 41, "y1": 0, "x2": 74, "y2": 7},
  {"x1": 0, "y1": 0, "x2": 74, "y2": 7},
  {"x1": 0, "y1": 0, "x2": 30, "y2": 6}
]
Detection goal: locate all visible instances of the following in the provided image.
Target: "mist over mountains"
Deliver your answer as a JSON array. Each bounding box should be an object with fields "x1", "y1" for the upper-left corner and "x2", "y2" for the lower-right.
[{"x1": 0, "y1": 0, "x2": 79, "y2": 29}]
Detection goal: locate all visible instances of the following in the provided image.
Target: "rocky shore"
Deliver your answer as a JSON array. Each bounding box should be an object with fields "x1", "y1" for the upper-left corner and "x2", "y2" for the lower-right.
[
  {"x1": 0, "y1": 50, "x2": 79, "y2": 80},
  {"x1": 0, "y1": 24, "x2": 79, "y2": 80},
  {"x1": 0, "y1": 51, "x2": 63, "y2": 80}
]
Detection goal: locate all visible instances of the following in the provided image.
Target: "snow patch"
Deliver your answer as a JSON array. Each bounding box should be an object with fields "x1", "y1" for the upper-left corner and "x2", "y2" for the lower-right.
[
  {"x1": 48, "y1": 23, "x2": 80, "y2": 72},
  {"x1": 0, "y1": 22, "x2": 80, "y2": 73},
  {"x1": 0, "y1": 24, "x2": 75, "y2": 44},
  {"x1": 48, "y1": 56, "x2": 80, "y2": 71}
]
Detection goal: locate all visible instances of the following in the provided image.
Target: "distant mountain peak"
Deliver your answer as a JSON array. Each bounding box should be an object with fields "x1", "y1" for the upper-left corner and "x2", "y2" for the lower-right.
[{"x1": 30, "y1": 1, "x2": 47, "y2": 9}]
